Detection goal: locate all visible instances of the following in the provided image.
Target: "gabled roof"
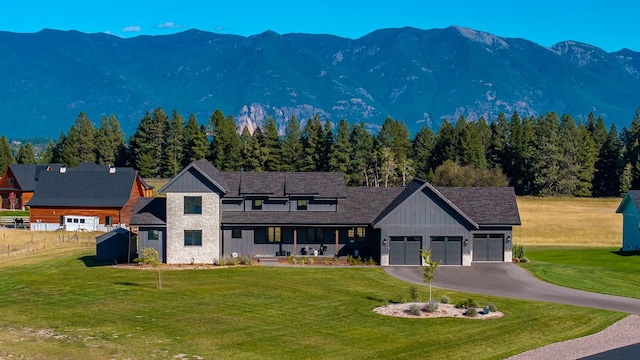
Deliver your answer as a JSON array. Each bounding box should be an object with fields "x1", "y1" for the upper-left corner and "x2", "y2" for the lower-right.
[
  {"x1": 373, "y1": 179, "x2": 480, "y2": 228},
  {"x1": 221, "y1": 186, "x2": 402, "y2": 225},
  {"x1": 130, "y1": 197, "x2": 167, "y2": 225},
  {"x1": 437, "y1": 186, "x2": 521, "y2": 226},
  {"x1": 0, "y1": 163, "x2": 62, "y2": 191},
  {"x1": 27, "y1": 167, "x2": 142, "y2": 207},
  {"x1": 616, "y1": 190, "x2": 640, "y2": 214},
  {"x1": 159, "y1": 160, "x2": 228, "y2": 194}
]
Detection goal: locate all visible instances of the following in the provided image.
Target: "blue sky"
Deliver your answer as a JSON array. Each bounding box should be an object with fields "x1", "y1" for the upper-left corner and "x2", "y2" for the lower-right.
[{"x1": 1, "y1": 1, "x2": 638, "y2": 52}]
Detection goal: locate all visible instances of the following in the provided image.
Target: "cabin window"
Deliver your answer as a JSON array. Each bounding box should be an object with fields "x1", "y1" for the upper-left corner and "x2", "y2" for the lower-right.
[
  {"x1": 148, "y1": 229, "x2": 159, "y2": 241},
  {"x1": 297, "y1": 199, "x2": 308, "y2": 210},
  {"x1": 231, "y1": 228, "x2": 242, "y2": 239},
  {"x1": 252, "y1": 199, "x2": 263, "y2": 210},
  {"x1": 184, "y1": 196, "x2": 202, "y2": 214},
  {"x1": 105, "y1": 216, "x2": 113, "y2": 226},
  {"x1": 267, "y1": 227, "x2": 281, "y2": 242},
  {"x1": 184, "y1": 230, "x2": 202, "y2": 246}
]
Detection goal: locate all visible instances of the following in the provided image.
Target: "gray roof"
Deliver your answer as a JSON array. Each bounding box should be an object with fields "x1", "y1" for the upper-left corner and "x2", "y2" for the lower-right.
[
  {"x1": 27, "y1": 166, "x2": 141, "y2": 207},
  {"x1": 1, "y1": 163, "x2": 62, "y2": 191},
  {"x1": 616, "y1": 190, "x2": 640, "y2": 213},
  {"x1": 130, "y1": 197, "x2": 167, "y2": 225},
  {"x1": 221, "y1": 186, "x2": 402, "y2": 225},
  {"x1": 436, "y1": 186, "x2": 521, "y2": 226}
]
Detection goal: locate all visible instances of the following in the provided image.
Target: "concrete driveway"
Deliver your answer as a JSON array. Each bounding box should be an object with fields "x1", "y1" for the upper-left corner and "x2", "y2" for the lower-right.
[{"x1": 384, "y1": 263, "x2": 640, "y2": 314}]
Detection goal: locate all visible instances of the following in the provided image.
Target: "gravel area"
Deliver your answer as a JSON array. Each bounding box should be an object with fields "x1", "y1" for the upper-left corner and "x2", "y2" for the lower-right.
[{"x1": 507, "y1": 314, "x2": 640, "y2": 360}]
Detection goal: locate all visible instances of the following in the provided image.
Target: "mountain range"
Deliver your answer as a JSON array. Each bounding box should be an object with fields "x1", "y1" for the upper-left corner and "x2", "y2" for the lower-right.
[{"x1": 1, "y1": 26, "x2": 639, "y2": 138}]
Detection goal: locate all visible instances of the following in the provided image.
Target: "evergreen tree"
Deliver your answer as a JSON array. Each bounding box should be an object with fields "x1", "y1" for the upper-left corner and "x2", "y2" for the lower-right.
[
  {"x1": 300, "y1": 115, "x2": 323, "y2": 171},
  {"x1": 263, "y1": 116, "x2": 282, "y2": 171},
  {"x1": 162, "y1": 110, "x2": 186, "y2": 177},
  {"x1": 182, "y1": 114, "x2": 209, "y2": 166},
  {"x1": 377, "y1": 116, "x2": 413, "y2": 185},
  {"x1": 73, "y1": 111, "x2": 96, "y2": 164},
  {"x1": 130, "y1": 108, "x2": 168, "y2": 178},
  {"x1": 38, "y1": 140, "x2": 55, "y2": 164},
  {"x1": 318, "y1": 119, "x2": 334, "y2": 172},
  {"x1": 94, "y1": 114, "x2": 125, "y2": 166},
  {"x1": 0, "y1": 136, "x2": 15, "y2": 175},
  {"x1": 208, "y1": 109, "x2": 242, "y2": 171},
  {"x1": 431, "y1": 119, "x2": 457, "y2": 167},
  {"x1": 280, "y1": 115, "x2": 303, "y2": 171},
  {"x1": 412, "y1": 126, "x2": 436, "y2": 181},
  {"x1": 16, "y1": 143, "x2": 36, "y2": 164},
  {"x1": 329, "y1": 119, "x2": 351, "y2": 174},
  {"x1": 240, "y1": 126, "x2": 261, "y2": 171},
  {"x1": 348, "y1": 122, "x2": 374, "y2": 186},
  {"x1": 593, "y1": 124, "x2": 622, "y2": 197},
  {"x1": 487, "y1": 112, "x2": 509, "y2": 168}
]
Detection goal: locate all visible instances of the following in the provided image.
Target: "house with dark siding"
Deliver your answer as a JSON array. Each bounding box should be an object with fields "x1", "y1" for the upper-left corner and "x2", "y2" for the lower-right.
[{"x1": 131, "y1": 160, "x2": 521, "y2": 266}]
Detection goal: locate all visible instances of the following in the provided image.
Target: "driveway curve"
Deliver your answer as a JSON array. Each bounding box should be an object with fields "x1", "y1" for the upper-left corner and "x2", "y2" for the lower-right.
[{"x1": 384, "y1": 263, "x2": 640, "y2": 314}]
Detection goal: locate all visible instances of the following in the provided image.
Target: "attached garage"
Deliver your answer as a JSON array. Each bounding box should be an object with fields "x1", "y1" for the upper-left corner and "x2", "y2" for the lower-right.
[
  {"x1": 473, "y1": 234, "x2": 504, "y2": 261},
  {"x1": 430, "y1": 236, "x2": 462, "y2": 265},
  {"x1": 389, "y1": 236, "x2": 422, "y2": 265}
]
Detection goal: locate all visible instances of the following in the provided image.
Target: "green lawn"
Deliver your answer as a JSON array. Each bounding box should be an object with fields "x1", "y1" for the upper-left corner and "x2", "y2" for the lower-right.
[
  {"x1": 0, "y1": 247, "x2": 626, "y2": 359},
  {"x1": 521, "y1": 246, "x2": 640, "y2": 298}
]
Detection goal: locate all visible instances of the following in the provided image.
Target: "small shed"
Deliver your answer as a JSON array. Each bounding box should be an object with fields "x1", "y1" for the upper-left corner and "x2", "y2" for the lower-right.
[
  {"x1": 96, "y1": 228, "x2": 137, "y2": 263},
  {"x1": 616, "y1": 191, "x2": 640, "y2": 251}
]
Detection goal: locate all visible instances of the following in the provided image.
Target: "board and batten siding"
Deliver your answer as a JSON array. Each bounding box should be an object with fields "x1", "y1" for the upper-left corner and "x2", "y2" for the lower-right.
[
  {"x1": 376, "y1": 188, "x2": 473, "y2": 266},
  {"x1": 620, "y1": 200, "x2": 640, "y2": 251},
  {"x1": 138, "y1": 227, "x2": 166, "y2": 263}
]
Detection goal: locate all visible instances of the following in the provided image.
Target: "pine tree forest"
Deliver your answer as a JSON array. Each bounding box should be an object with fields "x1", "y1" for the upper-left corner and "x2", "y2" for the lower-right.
[{"x1": 2, "y1": 107, "x2": 640, "y2": 198}]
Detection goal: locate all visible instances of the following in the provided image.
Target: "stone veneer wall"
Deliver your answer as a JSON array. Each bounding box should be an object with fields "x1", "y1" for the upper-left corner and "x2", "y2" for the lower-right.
[{"x1": 165, "y1": 192, "x2": 220, "y2": 264}]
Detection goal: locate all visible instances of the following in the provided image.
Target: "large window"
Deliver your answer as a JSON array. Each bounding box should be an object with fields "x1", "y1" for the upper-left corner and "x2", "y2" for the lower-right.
[
  {"x1": 184, "y1": 196, "x2": 202, "y2": 214},
  {"x1": 267, "y1": 227, "x2": 281, "y2": 242},
  {"x1": 252, "y1": 199, "x2": 263, "y2": 210},
  {"x1": 148, "y1": 229, "x2": 159, "y2": 241},
  {"x1": 307, "y1": 228, "x2": 324, "y2": 243},
  {"x1": 231, "y1": 228, "x2": 242, "y2": 239},
  {"x1": 184, "y1": 230, "x2": 202, "y2": 246},
  {"x1": 348, "y1": 227, "x2": 367, "y2": 242}
]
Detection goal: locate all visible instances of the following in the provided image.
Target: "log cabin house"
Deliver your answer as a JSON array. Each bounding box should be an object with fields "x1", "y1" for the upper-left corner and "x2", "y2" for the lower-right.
[
  {"x1": 0, "y1": 164, "x2": 62, "y2": 209},
  {"x1": 28, "y1": 163, "x2": 153, "y2": 231}
]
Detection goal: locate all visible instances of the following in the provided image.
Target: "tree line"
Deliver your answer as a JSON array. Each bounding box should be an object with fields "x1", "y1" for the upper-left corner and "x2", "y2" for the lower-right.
[{"x1": 1, "y1": 106, "x2": 640, "y2": 197}]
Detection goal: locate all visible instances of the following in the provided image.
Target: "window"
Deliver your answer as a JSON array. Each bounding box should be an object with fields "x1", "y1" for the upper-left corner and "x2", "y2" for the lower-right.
[
  {"x1": 184, "y1": 230, "x2": 202, "y2": 246},
  {"x1": 148, "y1": 229, "x2": 159, "y2": 241},
  {"x1": 105, "y1": 216, "x2": 113, "y2": 226},
  {"x1": 297, "y1": 199, "x2": 308, "y2": 210},
  {"x1": 348, "y1": 227, "x2": 367, "y2": 242},
  {"x1": 307, "y1": 228, "x2": 324, "y2": 243},
  {"x1": 184, "y1": 196, "x2": 202, "y2": 214},
  {"x1": 231, "y1": 228, "x2": 242, "y2": 239},
  {"x1": 267, "y1": 227, "x2": 281, "y2": 242},
  {"x1": 252, "y1": 199, "x2": 263, "y2": 210}
]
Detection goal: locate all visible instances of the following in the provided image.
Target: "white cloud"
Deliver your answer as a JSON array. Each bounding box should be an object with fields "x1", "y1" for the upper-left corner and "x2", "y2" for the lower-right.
[
  {"x1": 157, "y1": 22, "x2": 187, "y2": 29},
  {"x1": 122, "y1": 25, "x2": 141, "y2": 33}
]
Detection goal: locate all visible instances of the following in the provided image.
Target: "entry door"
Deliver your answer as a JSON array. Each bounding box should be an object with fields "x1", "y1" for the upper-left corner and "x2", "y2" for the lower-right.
[
  {"x1": 389, "y1": 236, "x2": 422, "y2": 265},
  {"x1": 430, "y1": 236, "x2": 462, "y2": 265},
  {"x1": 473, "y1": 234, "x2": 504, "y2": 261}
]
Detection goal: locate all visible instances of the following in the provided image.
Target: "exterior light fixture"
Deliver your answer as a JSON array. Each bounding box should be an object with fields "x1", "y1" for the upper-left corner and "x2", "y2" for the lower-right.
[
  {"x1": 464, "y1": 238, "x2": 469, "y2": 246},
  {"x1": 382, "y1": 238, "x2": 388, "y2": 246},
  {"x1": 506, "y1": 236, "x2": 511, "y2": 243}
]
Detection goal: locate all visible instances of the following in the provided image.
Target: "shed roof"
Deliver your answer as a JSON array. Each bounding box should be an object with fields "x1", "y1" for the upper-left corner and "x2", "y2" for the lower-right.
[
  {"x1": 130, "y1": 197, "x2": 167, "y2": 225},
  {"x1": 27, "y1": 166, "x2": 142, "y2": 207},
  {"x1": 616, "y1": 190, "x2": 640, "y2": 214}
]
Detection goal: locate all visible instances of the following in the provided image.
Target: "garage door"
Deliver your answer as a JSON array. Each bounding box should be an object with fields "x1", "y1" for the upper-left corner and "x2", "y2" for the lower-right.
[
  {"x1": 389, "y1": 236, "x2": 422, "y2": 265},
  {"x1": 430, "y1": 236, "x2": 462, "y2": 265},
  {"x1": 473, "y1": 234, "x2": 504, "y2": 261}
]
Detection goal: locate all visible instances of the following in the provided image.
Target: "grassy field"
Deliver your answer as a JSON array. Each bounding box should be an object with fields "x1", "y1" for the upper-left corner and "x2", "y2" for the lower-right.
[
  {"x1": 515, "y1": 197, "x2": 622, "y2": 246},
  {"x1": 0, "y1": 247, "x2": 625, "y2": 359}
]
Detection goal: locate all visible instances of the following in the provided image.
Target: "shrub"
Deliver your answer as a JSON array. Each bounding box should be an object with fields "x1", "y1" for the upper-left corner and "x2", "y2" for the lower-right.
[
  {"x1": 307, "y1": 257, "x2": 315, "y2": 265},
  {"x1": 287, "y1": 255, "x2": 296, "y2": 264},
  {"x1": 465, "y1": 307, "x2": 478, "y2": 317},
  {"x1": 399, "y1": 293, "x2": 410, "y2": 303},
  {"x1": 439, "y1": 295, "x2": 450, "y2": 304},
  {"x1": 520, "y1": 256, "x2": 529, "y2": 263},
  {"x1": 512, "y1": 244, "x2": 525, "y2": 260},
  {"x1": 487, "y1": 302, "x2": 497, "y2": 312},
  {"x1": 409, "y1": 304, "x2": 421, "y2": 316},
  {"x1": 347, "y1": 255, "x2": 363, "y2": 265},
  {"x1": 322, "y1": 257, "x2": 330, "y2": 265},
  {"x1": 455, "y1": 299, "x2": 468, "y2": 309},
  {"x1": 238, "y1": 255, "x2": 252, "y2": 265},
  {"x1": 333, "y1": 256, "x2": 340, "y2": 265},
  {"x1": 409, "y1": 286, "x2": 420, "y2": 301},
  {"x1": 366, "y1": 257, "x2": 376, "y2": 265},
  {"x1": 299, "y1": 258, "x2": 306, "y2": 265},
  {"x1": 423, "y1": 302, "x2": 439, "y2": 313},
  {"x1": 467, "y1": 298, "x2": 477, "y2": 308}
]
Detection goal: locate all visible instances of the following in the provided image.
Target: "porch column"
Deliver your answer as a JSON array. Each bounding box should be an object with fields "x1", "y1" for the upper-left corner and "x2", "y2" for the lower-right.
[
  {"x1": 334, "y1": 229, "x2": 339, "y2": 257},
  {"x1": 293, "y1": 228, "x2": 297, "y2": 257}
]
